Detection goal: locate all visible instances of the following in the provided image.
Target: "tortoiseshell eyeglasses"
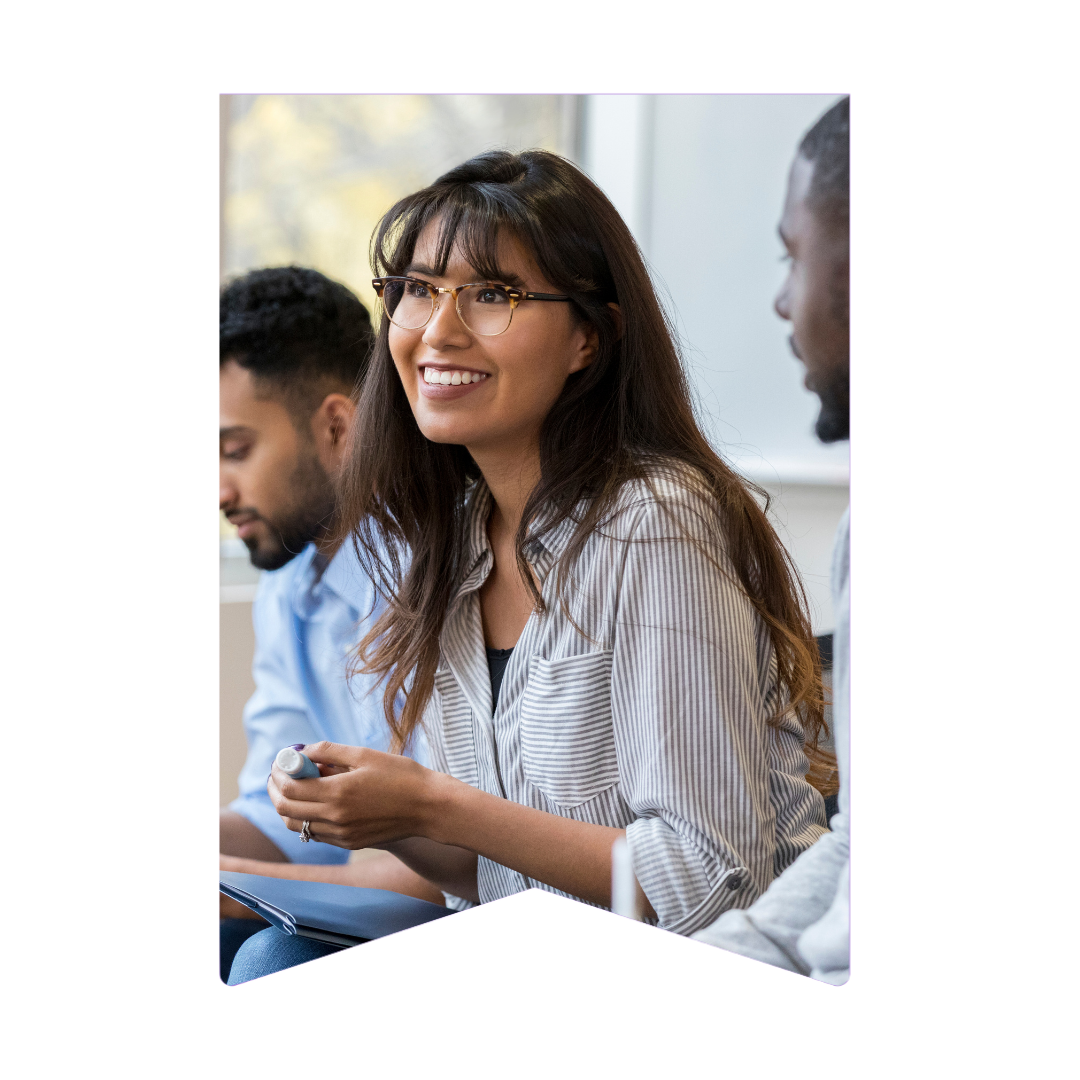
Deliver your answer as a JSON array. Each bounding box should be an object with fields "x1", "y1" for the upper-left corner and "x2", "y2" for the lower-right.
[{"x1": 372, "y1": 276, "x2": 571, "y2": 337}]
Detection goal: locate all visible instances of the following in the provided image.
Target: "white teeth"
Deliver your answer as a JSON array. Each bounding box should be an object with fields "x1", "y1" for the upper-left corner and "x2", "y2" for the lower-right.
[{"x1": 423, "y1": 367, "x2": 487, "y2": 385}]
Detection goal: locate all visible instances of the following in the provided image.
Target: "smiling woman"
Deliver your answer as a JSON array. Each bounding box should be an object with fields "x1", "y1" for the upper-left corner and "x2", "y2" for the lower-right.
[
  {"x1": 377, "y1": 231, "x2": 596, "y2": 464},
  {"x1": 229, "y1": 149, "x2": 836, "y2": 983}
]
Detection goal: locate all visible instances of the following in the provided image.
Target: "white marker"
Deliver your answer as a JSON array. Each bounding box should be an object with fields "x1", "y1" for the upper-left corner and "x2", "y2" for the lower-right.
[{"x1": 275, "y1": 746, "x2": 320, "y2": 779}]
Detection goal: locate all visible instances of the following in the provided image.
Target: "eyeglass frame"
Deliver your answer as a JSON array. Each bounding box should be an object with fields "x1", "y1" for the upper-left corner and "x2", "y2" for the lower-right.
[{"x1": 371, "y1": 276, "x2": 572, "y2": 337}]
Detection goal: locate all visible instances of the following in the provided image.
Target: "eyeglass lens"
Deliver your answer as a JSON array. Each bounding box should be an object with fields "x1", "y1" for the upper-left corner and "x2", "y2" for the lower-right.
[{"x1": 381, "y1": 280, "x2": 515, "y2": 336}]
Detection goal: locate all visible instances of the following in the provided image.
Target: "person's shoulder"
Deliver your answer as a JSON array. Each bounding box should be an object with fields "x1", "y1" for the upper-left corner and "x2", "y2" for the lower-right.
[
  {"x1": 322, "y1": 535, "x2": 384, "y2": 609},
  {"x1": 605, "y1": 459, "x2": 720, "y2": 535}
]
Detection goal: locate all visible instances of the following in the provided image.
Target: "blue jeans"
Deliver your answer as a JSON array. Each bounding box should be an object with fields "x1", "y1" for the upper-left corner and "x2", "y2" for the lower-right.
[
  {"x1": 220, "y1": 919, "x2": 270, "y2": 983},
  {"x1": 226, "y1": 926, "x2": 350, "y2": 985}
]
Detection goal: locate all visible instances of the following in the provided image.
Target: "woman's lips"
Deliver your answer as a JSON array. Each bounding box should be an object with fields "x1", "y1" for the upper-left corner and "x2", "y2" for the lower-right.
[{"x1": 418, "y1": 366, "x2": 490, "y2": 400}]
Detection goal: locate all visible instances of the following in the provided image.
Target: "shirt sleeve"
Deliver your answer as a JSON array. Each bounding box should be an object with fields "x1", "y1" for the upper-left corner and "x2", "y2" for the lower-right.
[
  {"x1": 226, "y1": 572, "x2": 350, "y2": 866},
  {"x1": 609, "y1": 486, "x2": 827, "y2": 935},
  {"x1": 692, "y1": 506, "x2": 851, "y2": 978}
]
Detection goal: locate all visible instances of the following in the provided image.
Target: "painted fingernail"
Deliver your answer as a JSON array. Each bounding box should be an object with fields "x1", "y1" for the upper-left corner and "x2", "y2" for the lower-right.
[{"x1": 289, "y1": 744, "x2": 305, "y2": 751}]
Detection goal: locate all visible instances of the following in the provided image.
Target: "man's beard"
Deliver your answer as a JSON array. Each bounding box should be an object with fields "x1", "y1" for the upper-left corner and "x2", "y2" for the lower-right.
[
  {"x1": 244, "y1": 452, "x2": 337, "y2": 571},
  {"x1": 811, "y1": 365, "x2": 849, "y2": 443}
]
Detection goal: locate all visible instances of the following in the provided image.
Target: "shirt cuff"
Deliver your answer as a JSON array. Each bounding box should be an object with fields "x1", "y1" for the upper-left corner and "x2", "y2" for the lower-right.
[
  {"x1": 627, "y1": 816, "x2": 759, "y2": 936},
  {"x1": 228, "y1": 795, "x2": 351, "y2": 866}
]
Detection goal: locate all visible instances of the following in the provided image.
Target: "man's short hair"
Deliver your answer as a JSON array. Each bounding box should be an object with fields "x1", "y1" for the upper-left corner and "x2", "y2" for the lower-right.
[
  {"x1": 798, "y1": 96, "x2": 849, "y2": 230},
  {"x1": 220, "y1": 266, "x2": 374, "y2": 421}
]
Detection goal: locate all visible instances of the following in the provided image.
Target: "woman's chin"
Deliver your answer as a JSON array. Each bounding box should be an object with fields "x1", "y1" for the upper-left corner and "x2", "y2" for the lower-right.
[{"x1": 414, "y1": 415, "x2": 481, "y2": 447}]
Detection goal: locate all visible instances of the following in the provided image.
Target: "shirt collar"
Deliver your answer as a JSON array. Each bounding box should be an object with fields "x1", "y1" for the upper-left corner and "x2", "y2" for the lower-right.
[
  {"x1": 455, "y1": 482, "x2": 494, "y2": 601},
  {"x1": 453, "y1": 479, "x2": 582, "y2": 602},
  {"x1": 288, "y1": 539, "x2": 365, "y2": 620}
]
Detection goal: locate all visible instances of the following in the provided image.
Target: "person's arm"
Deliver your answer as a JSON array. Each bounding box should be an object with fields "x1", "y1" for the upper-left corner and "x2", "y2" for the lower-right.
[
  {"x1": 219, "y1": 849, "x2": 448, "y2": 905},
  {"x1": 267, "y1": 746, "x2": 656, "y2": 914},
  {"x1": 218, "y1": 809, "x2": 290, "y2": 919},
  {"x1": 226, "y1": 567, "x2": 350, "y2": 866},
  {"x1": 220, "y1": 808, "x2": 288, "y2": 862},
  {"x1": 600, "y1": 487, "x2": 827, "y2": 935}
]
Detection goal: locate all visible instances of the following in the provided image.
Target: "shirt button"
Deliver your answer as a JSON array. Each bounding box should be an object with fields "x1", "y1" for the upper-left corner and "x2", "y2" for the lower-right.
[{"x1": 726, "y1": 875, "x2": 742, "y2": 890}]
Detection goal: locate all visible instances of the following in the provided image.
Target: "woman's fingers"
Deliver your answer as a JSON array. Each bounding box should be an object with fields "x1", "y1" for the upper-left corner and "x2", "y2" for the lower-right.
[
  {"x1": 266, "y1": 746, "x2": 423, "y2": 849},
  {"x1": 269, "y1": 788, "x2": 340, "y2": 825},
  {"x1": 316, "y1": 763, "x2": 351, "y2": 776},
  {"x1": 268, "y1": 770, "x2": 376, "y2": 827},
  {"x1": 279, "y1": 816, "x2": 351, "y2": 847},
  {"x1": 302, "y1": 741, "x2": 370, "y2": 768},
  {"x1": 268, "y1": 766, "x2": 346, "y2": 810}
]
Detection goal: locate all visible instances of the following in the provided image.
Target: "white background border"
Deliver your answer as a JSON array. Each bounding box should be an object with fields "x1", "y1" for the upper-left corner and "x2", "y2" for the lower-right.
[{"x1": 5, "y1": 1, "x2": 1076, "y2": 1074}]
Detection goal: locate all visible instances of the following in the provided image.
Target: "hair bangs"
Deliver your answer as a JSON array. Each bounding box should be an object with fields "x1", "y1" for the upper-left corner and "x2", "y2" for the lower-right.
[{"x1": 374, "y1": 183, "x2": 534, "y2": 287}]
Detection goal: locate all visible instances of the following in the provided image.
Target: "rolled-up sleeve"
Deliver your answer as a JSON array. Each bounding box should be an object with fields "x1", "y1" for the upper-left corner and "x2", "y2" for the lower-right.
[{"x1": 610, "y1": 490, "x2": 825, "y2": 934}]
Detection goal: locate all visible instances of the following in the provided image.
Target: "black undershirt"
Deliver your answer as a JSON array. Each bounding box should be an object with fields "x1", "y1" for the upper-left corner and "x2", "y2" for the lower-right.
[{"x1": 486, "y1": 646, "x2": 514, "y2": 714}]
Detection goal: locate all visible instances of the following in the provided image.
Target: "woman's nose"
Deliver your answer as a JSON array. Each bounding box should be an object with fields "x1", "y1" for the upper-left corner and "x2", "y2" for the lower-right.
[{"x1": 422, "y1": 292, "x2": 471, "y2": 348}]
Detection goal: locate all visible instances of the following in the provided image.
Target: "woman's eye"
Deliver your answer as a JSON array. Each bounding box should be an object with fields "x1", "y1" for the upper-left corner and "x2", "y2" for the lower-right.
[
  {"x1": 406, "y1": 281, "x2": 433, "y2": 299},
  {"x1": 475, "y1": 288, "x2": 508, "y2": 305}
]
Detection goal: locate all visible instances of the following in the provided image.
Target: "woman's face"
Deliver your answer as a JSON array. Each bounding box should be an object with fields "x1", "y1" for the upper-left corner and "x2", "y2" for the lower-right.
[{"x1": 389, "y1": 219, "x2": 598, "y2": 458}]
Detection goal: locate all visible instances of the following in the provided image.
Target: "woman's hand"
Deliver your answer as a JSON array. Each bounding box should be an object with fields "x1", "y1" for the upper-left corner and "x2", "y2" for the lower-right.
[
  {"x1": 267, "y1": 741, "x2": 443, "y2": 850},
  {"x1": 266, "y1": 742, "x2": 640, "y2": 911}
]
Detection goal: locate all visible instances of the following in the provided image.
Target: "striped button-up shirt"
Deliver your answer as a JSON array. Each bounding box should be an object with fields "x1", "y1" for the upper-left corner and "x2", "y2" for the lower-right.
[{"x1": 423, "y1": 465, "x2": 827, "y2": 935}]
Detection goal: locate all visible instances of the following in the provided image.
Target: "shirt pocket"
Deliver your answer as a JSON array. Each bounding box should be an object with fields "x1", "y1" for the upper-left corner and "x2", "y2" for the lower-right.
[{"x1": 519, "y1": 650, "x2": 619, "y2": 809}]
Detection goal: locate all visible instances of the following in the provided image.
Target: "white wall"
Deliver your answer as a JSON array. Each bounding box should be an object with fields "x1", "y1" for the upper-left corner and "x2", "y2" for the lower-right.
[{"x1": 582, "y1": 94, "x2": 849, "y2": 632}]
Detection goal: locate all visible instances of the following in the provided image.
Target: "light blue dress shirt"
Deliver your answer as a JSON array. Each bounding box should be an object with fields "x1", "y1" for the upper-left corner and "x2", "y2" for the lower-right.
[{"x1": 228, "y1": 540, "x2": 426, "y2": 864}]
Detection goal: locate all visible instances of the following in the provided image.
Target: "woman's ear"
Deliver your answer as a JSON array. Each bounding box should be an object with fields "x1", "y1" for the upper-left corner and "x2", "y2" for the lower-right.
[
  {"x1": 567, "y1": 316, "x2": 603, "y2": 375},
  {"x1": 311, "y1": 392, "x2": 357, "y2": 473}
]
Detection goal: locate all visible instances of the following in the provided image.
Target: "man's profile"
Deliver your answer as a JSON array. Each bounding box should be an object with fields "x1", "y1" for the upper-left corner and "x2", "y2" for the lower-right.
[
  {"x1": 218, "y1": 267, "x2": 443, "y2": 980},
  {"x1": 694, "y1": 96, "x2": 850, "y2": 983},
  {"x1": 219, "y1": 266, "x2": 396, "y2": 865}
]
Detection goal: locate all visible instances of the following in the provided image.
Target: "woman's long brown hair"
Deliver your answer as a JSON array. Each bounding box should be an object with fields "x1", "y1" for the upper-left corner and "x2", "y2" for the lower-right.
[{"x1": 336, "y1": 149, "x2": 837, "y2": 796}]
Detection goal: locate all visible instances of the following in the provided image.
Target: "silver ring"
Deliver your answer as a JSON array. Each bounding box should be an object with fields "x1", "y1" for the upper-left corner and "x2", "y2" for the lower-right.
[{"x1": 299, "y1": 820, "x2": 312, "y2": 843}]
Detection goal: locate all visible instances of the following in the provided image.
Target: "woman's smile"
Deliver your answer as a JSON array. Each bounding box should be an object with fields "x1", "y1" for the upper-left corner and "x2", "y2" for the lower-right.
[{"x1": 418, "y1": 363, "x2": 491, "y2": 400}]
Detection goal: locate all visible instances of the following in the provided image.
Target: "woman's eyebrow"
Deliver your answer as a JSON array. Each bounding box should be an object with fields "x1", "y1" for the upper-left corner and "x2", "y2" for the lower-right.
[
  {"x1": 403, "y1": 261, "x2": 529, "y2": 288},
  {"x1": 469, "y1": 266, "x2": 527, "y2": 288},
  {"x1": 403, "y1": 263, "x2": 439, "y2": 278},
  {"x1": 492, "y1": 269, "x2": 526, "y2": 288}
]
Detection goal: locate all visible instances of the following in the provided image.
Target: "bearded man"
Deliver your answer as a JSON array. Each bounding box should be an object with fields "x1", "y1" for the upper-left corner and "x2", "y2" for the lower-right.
[
  {"x1": 218, "y1": 267, "x2": 442, "y2": 978},
  {"x1": 694, "y1": 97, "x2": 851, "y2": 984}
]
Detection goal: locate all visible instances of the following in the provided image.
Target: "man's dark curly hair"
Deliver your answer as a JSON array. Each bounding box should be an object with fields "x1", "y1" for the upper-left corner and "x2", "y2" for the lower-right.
[
  {"x1": 220, "y1": 266, "x2": 374, "y2": 421},
  {"x1": 798, "y1": 96, "x2": 849, "y2": 231}
]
